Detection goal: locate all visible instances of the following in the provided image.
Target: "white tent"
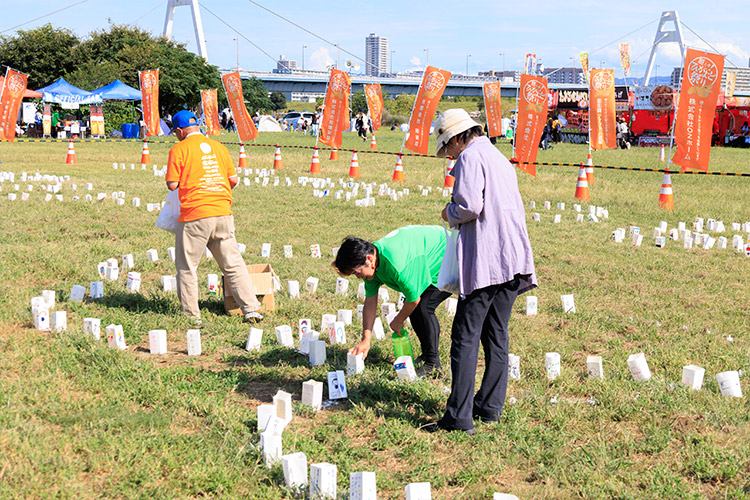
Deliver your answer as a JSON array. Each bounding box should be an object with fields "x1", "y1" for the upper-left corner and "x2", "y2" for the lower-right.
[{"x1": 257, "y1": 115, "x2": 282, "y2": 132}]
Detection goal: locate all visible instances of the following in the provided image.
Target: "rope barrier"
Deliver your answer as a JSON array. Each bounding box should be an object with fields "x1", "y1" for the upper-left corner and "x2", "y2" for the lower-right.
[{"x1": 4, "y1": 137, "x2": 750, "y2": 177}]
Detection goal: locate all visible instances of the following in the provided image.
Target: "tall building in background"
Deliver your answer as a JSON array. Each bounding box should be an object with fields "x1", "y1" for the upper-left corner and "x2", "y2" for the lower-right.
[
  {"x1": 540, "y1": 67, "x2": 585, "y2": 84},
  {"x1": 276, "y1": 55, "x2": 297, "y2": 72},
  {"x1": 365, "y1": 33, "x2": 389, "y2": 76}
]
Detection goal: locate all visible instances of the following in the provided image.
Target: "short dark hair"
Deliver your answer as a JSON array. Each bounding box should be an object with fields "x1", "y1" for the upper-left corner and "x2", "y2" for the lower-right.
[
  {"x1": 333, "y1": 236, "x2": 375, "y2": 275},
  {"x1": 454, "y1": 125, "x2": 483, "y2": 146}
]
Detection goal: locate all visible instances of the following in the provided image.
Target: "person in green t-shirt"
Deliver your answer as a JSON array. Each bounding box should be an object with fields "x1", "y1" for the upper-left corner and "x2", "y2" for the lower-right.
[{"x1": 333, "y1": 225, "x2": 451, "y2": 376}]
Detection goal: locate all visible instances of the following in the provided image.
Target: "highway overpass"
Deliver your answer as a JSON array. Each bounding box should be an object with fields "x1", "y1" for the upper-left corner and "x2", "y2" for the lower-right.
[{"x1": 230, "y1": 69, "x2": 586, "y2": 101}]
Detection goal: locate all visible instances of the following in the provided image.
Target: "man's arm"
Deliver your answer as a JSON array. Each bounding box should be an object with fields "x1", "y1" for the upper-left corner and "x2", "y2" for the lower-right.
[
  {"x1": 228, "y1": 175, "x2": 239, "y2": 189},
  {"x1": 166, "y1": 181, "x2": 179, "y2": 191},
  {"x1": 348, "y1": 294, "x2": 379, "y2": 359},
  {"x1": 389, "y1": 298, "x2": 419, "y2": 334}
]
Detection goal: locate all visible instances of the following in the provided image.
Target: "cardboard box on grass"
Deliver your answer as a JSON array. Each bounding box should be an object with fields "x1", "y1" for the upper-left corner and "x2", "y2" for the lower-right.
[{"x1": 223, "y1": 264, "x2": 276, "y2": 314}]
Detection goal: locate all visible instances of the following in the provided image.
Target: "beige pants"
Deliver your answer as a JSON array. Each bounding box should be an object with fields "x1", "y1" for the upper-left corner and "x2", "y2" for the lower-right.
[{"x1": 175, "y1": 215, "x2": 260, "y2": 318}]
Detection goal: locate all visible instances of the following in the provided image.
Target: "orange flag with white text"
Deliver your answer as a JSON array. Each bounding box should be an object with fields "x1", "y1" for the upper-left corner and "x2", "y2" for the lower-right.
[
  {"x1": 319, "y1": 69, "x2": 351, "y2": 149},
  {"x1": 221, "y1": 71, "x2": 258, "y2": 142},
  {"x1": 0, "y1": 68, "x2": 28, "y2": 142},
  {"x1": 364, "y1": 83, "x2": 383, "y2": 132},
  {"x1": 672, "y1": 49, "x2": 725, "y2": 172},
  {"x1": 139, "y1": 69, "x2": 160, "y2": 137},
  {"x1": 201, "y1": 89, "x2": 222, "y2": 136},
  {"x1": 405, "y1": 66, "x2": 451, "y2": 155},
  {"x1": 515, "y1": 74, "x2": 548, "y2": 177},
  {"x1": 589, "y1": 69, "x2": 617, "y2": 150},
  {"x1": 483, "y1": 81, "x2": 503, "y2": 138}
]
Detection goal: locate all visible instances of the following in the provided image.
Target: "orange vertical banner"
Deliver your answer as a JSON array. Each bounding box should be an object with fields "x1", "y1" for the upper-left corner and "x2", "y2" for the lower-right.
[
  {"x1": 319, "y1": 69, "x2": 351, "y2": 149},
  {"x1": 201, "y1": 89, "x2": 221, "y2": 136},
  {"x1": 139, "y1": 69, "x2": 160, "y2": 137},
  {"x1": 0, "y1": 68, "x2": 28, "y2": 142},
  {"x1": 672, "y1": 49, "x2": 725, "y2": 173},
  {"x1": 515, "y1": 74, "x2": 548, "y2": 177},
  {"x1": 483, "y1": 81, "x2": 503, "y2": 138},
  {"x1": 364, "y1": 83, "x2": 383, "y2": 132},
  {"x1": 405, "y1": 66, "x2": 451, "y2": 155},
  {"x1": 589, "y1": 69, "x2": 617, "y2": 150},
  {"x1": 221, "y1": 71, "x2": 258, "y2": 142},
  {"x1": 579, "y1": 53, "x2": 590, "y2": 85}
]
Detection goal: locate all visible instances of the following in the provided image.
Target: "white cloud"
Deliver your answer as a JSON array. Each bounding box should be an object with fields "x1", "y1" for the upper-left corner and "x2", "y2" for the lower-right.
[{"x1": 309, "y1": 47, "x2": 334, "y2": 71}]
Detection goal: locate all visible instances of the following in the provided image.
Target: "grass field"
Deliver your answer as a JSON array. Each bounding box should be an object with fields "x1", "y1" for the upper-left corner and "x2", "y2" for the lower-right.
[{"x1": 1, "y1": 129, "x2": 750, "y2": 499}]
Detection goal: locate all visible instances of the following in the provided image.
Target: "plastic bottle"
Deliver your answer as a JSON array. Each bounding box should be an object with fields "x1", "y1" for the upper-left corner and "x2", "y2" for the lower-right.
[{"x1": 391, "y1": 327, "x2": 414, "y2": 360}]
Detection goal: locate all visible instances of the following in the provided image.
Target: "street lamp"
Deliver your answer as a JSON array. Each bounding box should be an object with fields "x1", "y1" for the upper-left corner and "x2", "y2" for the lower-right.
[
  {"x1": 302, "y1": 45, "x2": 307, "y2": 71},
  {"x1": 466, "y1": 54, "x2": 471, "y2": 77},
  {"x1": 423, "y1": 48, "x2": 429, "y2": 68},
  {"x1": 232, "y1": 37, "x2": 239, "y2": 72},
  {"x1": 498, "y1": 52, "x2": 505, "y2": 79},
  {"x1": 390, "y1": 50, "x2": 395, "y2": 75}
]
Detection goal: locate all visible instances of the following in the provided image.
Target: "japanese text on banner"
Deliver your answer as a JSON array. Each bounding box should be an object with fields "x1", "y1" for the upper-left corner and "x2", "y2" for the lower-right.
[
  {"x1": 589, "y1": 69, "x2": 617, "y2": 150},
  {"x1": 319, "y1": 69, "x2": 351, "y2": 149},
  {"x1": 0, "y1": 69, "x2": 28, "y2": 142},
  {"x1": 404, "y1": 66, "x2": 451, "y2": 155},
  {"x1": 364, "y1": 83, "x2": 383, "y2": 132},
  {"x1": 221, "y1": 71, "x2": 258, "y2": 142},
  {"x1": 672, "y1": 49, "x2": 724, "y2": 172},
  {"x1": 483, "y1": 82, "x2": 503, "y2": 138},
  {"x1": 515, "y1": 74, "x2": 548, "y2": 177},
  {"x1": 139, "y1": 70, "x2": 160, "y2": 137},
  {"x1": 201, "y1": 89, "x2": 222, "y2": 136}
]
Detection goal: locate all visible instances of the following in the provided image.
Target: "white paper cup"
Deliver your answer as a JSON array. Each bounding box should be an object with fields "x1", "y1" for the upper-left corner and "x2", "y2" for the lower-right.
[{"x1": 716, "y1": 371, "x2": 742, "y2": 397}]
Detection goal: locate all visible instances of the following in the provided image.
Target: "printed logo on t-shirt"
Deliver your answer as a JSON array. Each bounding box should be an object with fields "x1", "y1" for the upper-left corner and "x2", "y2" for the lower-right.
[{"x1": 199, "y1": 142, "x2": 212, "y2": 154}]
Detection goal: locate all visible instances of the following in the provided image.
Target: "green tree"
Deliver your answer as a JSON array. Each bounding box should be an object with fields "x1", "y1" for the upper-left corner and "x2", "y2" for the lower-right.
[
  {"x1": 351, "y1": 91, "x2": 367, "y2": 115},
  {"x1": 269, "y1": 92, "x2": 287, "y2": 110},
  {"x1": 0, "y1": 24, "x2": 79, "y2": 88},
  {"x1": 67, "y1": 24, "x2": 224, "y2": 113},
  {"x1": 384, "y1": 93, "x2": 415, "y2": 116},
  {"x1": 241, "y1": 77, "x2": 273, "y2": 113}
]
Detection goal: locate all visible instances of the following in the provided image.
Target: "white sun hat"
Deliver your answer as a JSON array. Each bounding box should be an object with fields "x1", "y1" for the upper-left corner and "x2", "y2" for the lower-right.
[{"x1": 434, "y1": 108, "x2": 482, "y2": 157}]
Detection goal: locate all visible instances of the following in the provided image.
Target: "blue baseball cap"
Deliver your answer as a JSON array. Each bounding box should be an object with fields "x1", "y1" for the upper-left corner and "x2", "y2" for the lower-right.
[{"x1": 170, "y1": 110, "x2": 199, "y2": 133}]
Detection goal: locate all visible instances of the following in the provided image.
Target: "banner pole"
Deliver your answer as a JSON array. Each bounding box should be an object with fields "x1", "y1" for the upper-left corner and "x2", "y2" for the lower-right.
[{"x1": 400, "y1": 66, "x2": 425, "y2": 154}]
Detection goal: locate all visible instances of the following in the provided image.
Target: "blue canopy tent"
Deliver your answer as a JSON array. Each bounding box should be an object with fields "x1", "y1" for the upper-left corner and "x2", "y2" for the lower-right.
[
  {"x1": 91, "y1": 79, "x2": 141, "y2": 100},
  {"x1": 36, "y1": 78, "x2": 102, "y2": 105}
]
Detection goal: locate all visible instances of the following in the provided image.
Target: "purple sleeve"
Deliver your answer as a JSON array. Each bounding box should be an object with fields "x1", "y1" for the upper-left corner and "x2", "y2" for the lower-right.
[{"x1": 446, "y1": 155, "x2": 485, "y2": 227}]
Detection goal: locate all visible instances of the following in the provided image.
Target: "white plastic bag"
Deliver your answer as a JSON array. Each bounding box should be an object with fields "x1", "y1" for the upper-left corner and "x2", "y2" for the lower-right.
[
  {"x1": 437, "y1": 222, "x2": 460, "y2": 295},
  {"x1": 155, "y1": 189, "x2": 181, "y2": 233}
]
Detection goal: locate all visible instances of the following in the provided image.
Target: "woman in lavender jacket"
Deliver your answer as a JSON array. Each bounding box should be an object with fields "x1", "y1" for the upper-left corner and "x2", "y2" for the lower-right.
[{"x1": 431, "y1": 109, "x2": 537, "y2": 435}]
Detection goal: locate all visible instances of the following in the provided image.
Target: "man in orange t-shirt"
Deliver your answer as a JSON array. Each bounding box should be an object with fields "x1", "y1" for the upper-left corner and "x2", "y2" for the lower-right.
[{"x1": 165, "y1": 110, "x2": 262, "y2": 323}]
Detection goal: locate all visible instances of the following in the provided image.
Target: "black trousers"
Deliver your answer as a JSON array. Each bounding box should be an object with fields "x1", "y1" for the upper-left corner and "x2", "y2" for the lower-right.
[
  {"x1": 408, "y1": 285, "x2": 452, "y2": 368},
  {"x1": 439, "y1": 279, "x2": 520, "y2": 430}
]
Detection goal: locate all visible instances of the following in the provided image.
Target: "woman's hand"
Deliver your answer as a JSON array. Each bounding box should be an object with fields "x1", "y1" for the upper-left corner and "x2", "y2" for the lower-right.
[{"x1": 348, "y1": 338, "x2": 371, "y2": 360}]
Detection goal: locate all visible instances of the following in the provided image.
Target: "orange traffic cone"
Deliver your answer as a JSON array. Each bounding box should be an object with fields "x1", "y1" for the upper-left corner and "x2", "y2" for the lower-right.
[
  {"x1": 584, "y1": 153, "x2": 594, "y2": 185},
  {"x1": 349, "y1": 151, "x2": 360, "y2": 178},
  {"x1": 330, "y1": 148, "x2": 339, "y2": 160},
  {"x1": 443, "y1": 159, "x2": 455, "y2": 188},
  {"x1": 370, "y1": 135, "x2": 377, "y2": 150},
  {"x1": 65, "y1": 139, "x2": 76, "y2": 165},
  {"x1": 273, "y1": 146, "x2": 284, "y2": 170},
  {"x1": 658, "y1": 171, "x2": 674, "y2": 210},
  {"x1": 392, "y1": 154, "x2": 405, "y2": 183},
  {"x1": 238, "y1": 144, "x2": 249, "y2": 168},
  {"x1": 574, "y1": 166, "x2": 589, "y2": 201},
  {"x1": 310, "y1": 148, "x2": 321, "y2": 174},
  {"x1": 659, "y1": 144, "x2": 665, "y2": 162},
  {"x1": 140, "y1": 140, "x2": 151, "y2": 165}
]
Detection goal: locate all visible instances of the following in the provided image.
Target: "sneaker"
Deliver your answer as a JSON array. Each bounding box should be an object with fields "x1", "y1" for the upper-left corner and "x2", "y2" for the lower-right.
[{"x1": 243, "y1": 311, "x2": 264, "y2": 323}]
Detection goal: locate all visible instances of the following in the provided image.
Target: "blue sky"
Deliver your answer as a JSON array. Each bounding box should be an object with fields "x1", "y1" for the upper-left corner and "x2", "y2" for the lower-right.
[{"x1": 2, "y1": 0, "x2": 748, "y2": 77}]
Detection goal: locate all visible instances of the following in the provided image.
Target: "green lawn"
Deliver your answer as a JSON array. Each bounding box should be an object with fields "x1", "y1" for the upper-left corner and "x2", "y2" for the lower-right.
[{"x1": 1, "y1": 130, "x2": 749, "y2": 499}]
